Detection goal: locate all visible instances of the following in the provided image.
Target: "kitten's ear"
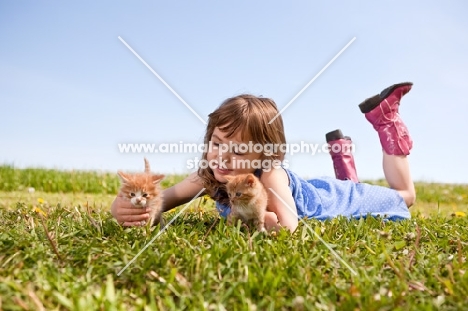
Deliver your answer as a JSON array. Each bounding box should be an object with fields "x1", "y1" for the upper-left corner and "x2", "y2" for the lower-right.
[
  {"x1": 144, "y1": 158, "x2": 151, "y2": 173},
  {"x1": 117, "y1": 171, "x2": 129, "y2": 183},
  {"x1": 151, "y1": 174, "x2": 165, "y2": 184},
  {"x1": 224, "y1": 175, "x2": 233, "y2": 183},
  {"x1": 244, "y1": 174, "x2": 256, "y2": 188}
]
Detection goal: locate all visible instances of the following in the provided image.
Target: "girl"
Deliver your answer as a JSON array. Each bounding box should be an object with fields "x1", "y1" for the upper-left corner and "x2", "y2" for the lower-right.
[{"x1": 111, "y1": 82, "x2": 416, "y2": 232}]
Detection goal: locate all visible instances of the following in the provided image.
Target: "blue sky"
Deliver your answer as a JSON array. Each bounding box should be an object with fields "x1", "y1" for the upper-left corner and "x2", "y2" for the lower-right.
[{"x1": 1, "y1": 1, "x2": 467, "y2": 183}]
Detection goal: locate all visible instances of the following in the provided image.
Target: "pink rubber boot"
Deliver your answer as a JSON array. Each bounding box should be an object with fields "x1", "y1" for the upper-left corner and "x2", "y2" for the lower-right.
[
  {"x1": 359, "y1": 82, "x2": 413, "y2": 155},
  {"x1": 326, "y1": 129, "x2": 359, "y2": 182}
]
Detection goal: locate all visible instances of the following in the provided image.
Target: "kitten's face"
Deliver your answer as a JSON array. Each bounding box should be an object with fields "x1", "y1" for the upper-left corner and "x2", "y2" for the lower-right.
[
  {"x1": 118, "y1": 172, "x2": 164, "y2": 208},
  {"x1": 122, "y1": 184, "x2": 152, "y2": 207},
  {"x1": 225, "y1": 174, "x2": 259, "y2": 206}
]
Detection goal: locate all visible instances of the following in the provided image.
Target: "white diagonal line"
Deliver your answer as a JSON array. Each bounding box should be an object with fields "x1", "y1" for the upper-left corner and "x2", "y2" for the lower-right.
[
  {"x1": 269, "y1": 37, "x2": 356, "y2": 124},
  {"x1": 117, "y1": 188, "x2": 206, "y2": 276},
  {"x1": 268, "y1": 187, "x2": 358, "y2": 276},
  {"x1": 118, "y1": 36, "x2": 207, "y2": 125}
]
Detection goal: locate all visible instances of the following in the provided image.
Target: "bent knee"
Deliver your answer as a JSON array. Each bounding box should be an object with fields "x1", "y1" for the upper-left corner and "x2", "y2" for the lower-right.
[
  {"x1": 406, "y1": 194, "x2": 416, "y2": 207},
  {"x1": 396, "y1": 188, "x2": 416, "y2": 207},
  {"x1": 401, "y1": 190, "x2": 416, "y2": 207}
]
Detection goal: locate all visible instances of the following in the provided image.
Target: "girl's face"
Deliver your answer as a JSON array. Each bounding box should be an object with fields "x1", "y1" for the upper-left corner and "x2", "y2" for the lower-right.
[{"x1": 206, "y1": 127, "x2": 263, "y2": 183}]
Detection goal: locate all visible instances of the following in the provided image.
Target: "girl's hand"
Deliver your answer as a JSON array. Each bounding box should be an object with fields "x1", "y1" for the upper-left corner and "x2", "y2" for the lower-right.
[
  {"x1": 110, "y1": 195, "x2": 150, "y2": 226},
  {"x1": 264, "y1": 211, "x2": 282, "y2": 232}
]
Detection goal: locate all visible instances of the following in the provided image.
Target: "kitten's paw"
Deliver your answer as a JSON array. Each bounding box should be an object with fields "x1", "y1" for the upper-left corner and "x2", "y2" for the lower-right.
[
  {"x1": 159, "y1": 217, "x2": 166, "y2": 229},
  {"x1": 226, "y1": 215, "x2": 237, "y2": 227}
]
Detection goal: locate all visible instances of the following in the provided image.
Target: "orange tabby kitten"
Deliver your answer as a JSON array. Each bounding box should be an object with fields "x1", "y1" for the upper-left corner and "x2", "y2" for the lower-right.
[
  {"x1": 117, "y1": 158, "x2": 165, "y2": 227},
  {"x1": 225, "y1": 173, "x2": 267, "y2": 232}
]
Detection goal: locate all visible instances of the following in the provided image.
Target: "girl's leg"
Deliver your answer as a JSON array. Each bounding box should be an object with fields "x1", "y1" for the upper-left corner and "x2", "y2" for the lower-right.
[
  {"x1": 359, "y1": 82, "x2": 416, "y2": 207},
  {"x1": 382, "y1": 153, "x2": 415, "y2": 206},
  {"x1": 326, "y1": 129, "x2": 359, "y2": 182}
]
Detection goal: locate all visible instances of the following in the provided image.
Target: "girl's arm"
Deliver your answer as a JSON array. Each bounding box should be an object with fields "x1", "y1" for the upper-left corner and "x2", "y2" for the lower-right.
[
  {"x1": 260, "y1": 168, "x2": 299, "y2": 232},
  {"x1": 161, "y1": 172, "x2": 206, "y2": 212},
  {"x1": 111, "y1": 172, "x2": 205, "y2": 226}
]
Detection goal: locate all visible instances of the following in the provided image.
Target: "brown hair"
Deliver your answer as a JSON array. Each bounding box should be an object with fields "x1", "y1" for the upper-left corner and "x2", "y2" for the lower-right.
[{"x1": 197, "y1": 94, "x2": 286, "y2": 204}]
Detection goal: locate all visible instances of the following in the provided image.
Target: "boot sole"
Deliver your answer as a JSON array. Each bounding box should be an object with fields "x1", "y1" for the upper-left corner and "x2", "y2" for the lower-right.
[
  {"x1": 325, "y1": 129, "x2": 344, "y2": 142},
  {"x1": 358, "y1": 82, "x2": 413, "y2": 113}
]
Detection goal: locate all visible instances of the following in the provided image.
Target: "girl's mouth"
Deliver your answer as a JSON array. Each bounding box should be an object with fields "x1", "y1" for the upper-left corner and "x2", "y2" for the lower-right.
[{"x1": 216, "y1": 167, "x2": 232, "y2": 175}]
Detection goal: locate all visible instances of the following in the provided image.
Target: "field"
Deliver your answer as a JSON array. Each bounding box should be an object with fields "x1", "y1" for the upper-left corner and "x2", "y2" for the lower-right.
[{"x1": 0, "y1": 165, "x2": 467, "y2": 310}]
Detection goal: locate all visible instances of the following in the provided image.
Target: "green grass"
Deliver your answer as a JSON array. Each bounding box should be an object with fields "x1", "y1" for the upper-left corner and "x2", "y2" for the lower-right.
[
  {"x1": 0, "y1": 165, "x2": 186, "y2": 194},
  {"x1": 0, "y1": 166, "x2": 467, "y2": 310}
]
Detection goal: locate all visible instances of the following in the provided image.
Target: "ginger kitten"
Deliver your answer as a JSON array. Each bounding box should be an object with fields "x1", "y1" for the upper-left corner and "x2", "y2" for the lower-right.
[
  {"x1": 117, "y1": 158, "x2": 165, "y2": 227},
  {"x1": 224, "y1": 173, "x2": 267, "y2": 232}
]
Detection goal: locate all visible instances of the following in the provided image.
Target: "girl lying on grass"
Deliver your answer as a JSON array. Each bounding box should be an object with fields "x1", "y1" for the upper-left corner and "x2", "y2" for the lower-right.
[{"x1": 111, "y1": 82, "x2": 416, "y2": 232}]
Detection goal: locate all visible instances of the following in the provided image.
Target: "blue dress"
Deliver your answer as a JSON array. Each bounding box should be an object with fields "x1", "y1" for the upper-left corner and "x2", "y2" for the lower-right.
[{"x1": 215, "y1": 168, "x2": 410, "y2": 221}]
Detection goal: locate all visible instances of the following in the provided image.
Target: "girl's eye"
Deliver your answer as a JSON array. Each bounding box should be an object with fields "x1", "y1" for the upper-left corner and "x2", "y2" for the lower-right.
[
  {"x1": 235, "y1": 192, "x2": 242, "y2": 197},
  {"x1": 233, "y1": 145, "x2": 247, "y2": 156},
  {"x1": 130, "y1": 193, "x2": 135, "y2": 197}
]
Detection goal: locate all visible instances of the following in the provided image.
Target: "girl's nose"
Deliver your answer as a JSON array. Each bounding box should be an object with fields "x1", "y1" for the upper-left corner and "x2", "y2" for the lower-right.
[{"x1": 219, "y1": 152, "x2": 232, "y2": 165}]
